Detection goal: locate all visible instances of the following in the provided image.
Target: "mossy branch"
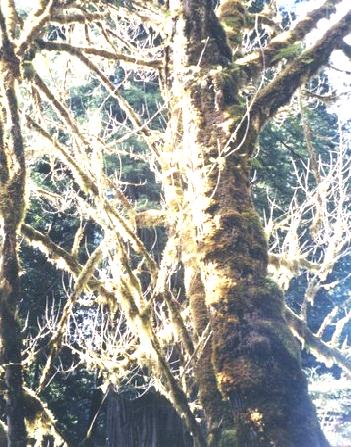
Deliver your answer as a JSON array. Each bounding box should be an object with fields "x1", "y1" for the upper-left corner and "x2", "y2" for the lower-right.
[
  {"x1": 286, "y1": 306, "x2": 351, "y2": 375},
  {"x1": 109, "y1": 241, "x2": 206, "y2": 447},
  {"x1": 38, "y1": 243, "x2": 103, "y2": 393},
  {"x1": 21, "y1": 223, "x2": 81, "y2": 275},
  {"x1": 29, "y1": 72, "x2": 92, "y2": 162},
  {"x1": 21, "y1": 223, "x2": 116, "y2": 305},
  {"x1": 0, "y1": 7, "x2": 28, "y2": 442},
  {"x1": 2, "y1": 0, "x2": 18, "y2": 39},
  {"x1": 236, "y1": 0, "x2": 344, "y2": 71},
  {"x1": 35, "y1": 43, "x2": 161, "y2": 156},
  {"x1": 135, "y1": 209, "x2": 166, "y2": 227},
  {"x1": 252, "y1": 6, "x2": 351, "y2": 127},
  {"x1": 268, "y1": 253, "x2": 320, "y2": 274},
  {"x1": 26, "y1": 115, "x2": 98, "y2": 196},
  {"x1": 37, "y1": 39, "x2": 163, "y2": 69},
  {"x1": 0, "y1": 108, "x2": 8, "y2": 184},
  {"x1": 0, "y1": 387, "x2": 70, "y2": 446},
  {"x1": 16, "y1": 0, "x2": 55, "y2": 57},
  {"x1": 50, "y1": 11, "x2": 106, "y2": 25},
  {"x1": 26, "y1": 117, "x2": 158, "y2": 275},
  {"x1": 154, "y1": 236, "x2": 194, "y2": 356}
]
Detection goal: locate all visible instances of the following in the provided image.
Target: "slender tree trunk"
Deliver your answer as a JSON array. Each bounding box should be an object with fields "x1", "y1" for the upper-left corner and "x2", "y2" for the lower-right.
[
  {"x1": 0, "y1": 232, "x2": 27, "y2": 447},
  {"x1": 0, "y1": 8, "x2": 27, "y2": 446},
  {"x1": 166, "y1": 1, "x2": 329, "y2": 445}
]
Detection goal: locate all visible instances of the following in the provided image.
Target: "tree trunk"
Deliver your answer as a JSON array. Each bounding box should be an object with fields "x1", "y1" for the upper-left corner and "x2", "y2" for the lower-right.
[
  {"x1": 167, "y1": 1, "x2": 329, "y2": 445},
  {"x1": 0, "y1": 234, "x2": 27, "y2": 447},
  {"x1": 0, "y1": 8, "x2": 27, "y2": 445},
  {"x1": 161, "y1": 97, "x2": 231, "y2": 445},
  {"x1": 182, "y1": 222, "x2": 231, "y2": 446},
  {"x1": 106, "y1": 388, "x2": 192, "y2": 447}
]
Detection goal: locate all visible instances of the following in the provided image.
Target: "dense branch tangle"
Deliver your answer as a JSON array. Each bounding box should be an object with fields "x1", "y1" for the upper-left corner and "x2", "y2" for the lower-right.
[{"x1": 0, "y1": 0, "x2": 350, "y2": 446}]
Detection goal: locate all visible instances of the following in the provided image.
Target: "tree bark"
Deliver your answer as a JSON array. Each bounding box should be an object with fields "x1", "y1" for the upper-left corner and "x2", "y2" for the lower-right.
[
  {"x1": 0, "y1": 8, "x2": 27, "y2": 446},
  {"x1": 182, "y1": 222, "x2": 231, "y2": 447},
  {"x1": 106, "y1": 388, "x2": 192, "y2": 447},
  {"x1": 160, "y1": 95, "x2": 230, "y2": 445},
  {"x1": 167, "y1": 1, "x2": 329, "y2": 445}
]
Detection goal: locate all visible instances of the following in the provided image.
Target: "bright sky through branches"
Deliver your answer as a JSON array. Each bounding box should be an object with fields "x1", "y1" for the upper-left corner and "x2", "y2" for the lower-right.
[
  {"x1": 12, "y1": 1, "x2": 351, "y2": 127},
  {"x1": 277, "y1": 0, "x2": 351, "y2": 122}
]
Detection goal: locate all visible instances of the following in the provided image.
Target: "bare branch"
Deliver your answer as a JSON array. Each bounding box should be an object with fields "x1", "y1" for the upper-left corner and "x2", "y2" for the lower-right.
[
  {"x1": 266, "y1": 130, "x2": 351, "y2": 298},
  {"x1": 100, "y1": 0, "x2": 165, "y2": 31},
  {"x1": 330, "y1": 309, "x2": 351, "y2": 346}
]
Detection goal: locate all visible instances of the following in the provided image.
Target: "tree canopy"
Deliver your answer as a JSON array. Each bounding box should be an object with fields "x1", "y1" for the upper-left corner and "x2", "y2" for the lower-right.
[{"x1": 0, "y1": 0, "x2": 351, "y2": 446}]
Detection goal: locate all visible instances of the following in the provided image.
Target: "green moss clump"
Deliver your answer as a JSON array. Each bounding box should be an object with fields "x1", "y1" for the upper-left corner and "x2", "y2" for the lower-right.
[
  {"x1": 262, "y1": 277, "x2": 282, "y2": 296},
  {"x1": 219, "y1": 429, "x2": 238, "y2": 447}
]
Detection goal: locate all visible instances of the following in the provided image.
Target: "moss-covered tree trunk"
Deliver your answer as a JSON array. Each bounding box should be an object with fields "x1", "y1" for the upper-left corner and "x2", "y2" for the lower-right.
[
  {"x1": 0, "y1": 9, "x2": 27, "y2": 446},
  {"x1": 161, "y1": 97, "x2": 230, "y2": 445},
  {"x1": 166, "y1": 1, "x2": 329, "y2": 445}
]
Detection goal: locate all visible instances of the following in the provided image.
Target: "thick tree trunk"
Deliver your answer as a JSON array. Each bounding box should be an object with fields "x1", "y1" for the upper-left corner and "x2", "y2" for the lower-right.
[
  {"x1": 167, "y1": 1, "x2": 329, "y2": 445},
  {"x1": 161, "y1": 98, "x2": 230, "y2": 445}
]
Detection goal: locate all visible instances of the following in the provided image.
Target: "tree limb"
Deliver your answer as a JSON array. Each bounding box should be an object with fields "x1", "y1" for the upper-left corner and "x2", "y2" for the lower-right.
[
  {"x1": 33, "y1": 43, "x2": 161, "y2": 157},
  {"x1": 286, "y1": 306, "x2": 351, "y2": 375},
  {"x1": 21, "y1": 223, "x2": 116, "y2": 306},
  {"x1": 38, "y1": 243, "x2": 103, "y2": 393},
  {"x1": 16, "y1": 0, "x2": 55, "y2": 57},
  {"x1": 2, "y1": 0, "x2": 19, "y2": 39},
  {"x1": 338, "y1": 40, "x2": 351, "y2": 58},
  {"x1": 0, "y1": 387, "x2": 70, "y2": 446},
  {"x1": 252, "y1": 6, "x2": 351, "y2": 127},
  {"x1": 26, "y1": 116, "x2": 158, "y2": 274},
  {"x1": 100, "y1": 0, "x2": 164, "y2": 31},
  {"x1": 0, "y1": 6, "x2": 28, "y2": 443},
  {"x1": 135, "y1": 209, "x2": 165, "y2": 227},
  {"x1": 236, "y1": 0, "x2": 344, "y2": 71},
  {"x1": 50, "y1": 11, "x2": 106, "y2": 25},
  {"x1": 36, "y1": 39, "x2": 163, "y2": 69}
]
